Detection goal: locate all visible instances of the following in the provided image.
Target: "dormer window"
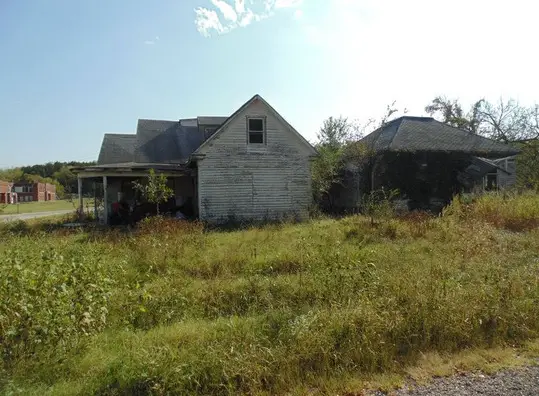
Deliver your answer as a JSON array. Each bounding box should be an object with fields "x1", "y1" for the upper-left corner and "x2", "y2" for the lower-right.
[{"x1": 247, "y1": 117, "x2": 265, "y2": 144}]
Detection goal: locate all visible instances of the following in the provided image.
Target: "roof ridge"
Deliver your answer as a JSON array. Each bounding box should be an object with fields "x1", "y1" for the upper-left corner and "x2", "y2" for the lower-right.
[
  {"x1": 104, "y1": 133, "x2": 135, "y2": 137},
  {"x1": 400, "y1": 115, "x2": 435, "y2": 121},
  {"x1": 137, "y1": 118, "x2": 177, "y2": 123},
  {"x1": 197, "y1": 115, "x2": 228, "y2": 118}
]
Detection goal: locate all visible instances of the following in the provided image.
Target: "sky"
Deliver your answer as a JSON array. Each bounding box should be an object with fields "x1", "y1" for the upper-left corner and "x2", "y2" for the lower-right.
[{"x1": 0, "y1": 0, "x2": 538, "y2": 167}]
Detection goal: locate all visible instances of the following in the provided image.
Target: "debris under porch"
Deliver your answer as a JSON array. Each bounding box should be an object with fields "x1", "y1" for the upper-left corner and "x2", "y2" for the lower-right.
[{"x1": 73, "y1": 166, "x2": 197, "y2": 226}]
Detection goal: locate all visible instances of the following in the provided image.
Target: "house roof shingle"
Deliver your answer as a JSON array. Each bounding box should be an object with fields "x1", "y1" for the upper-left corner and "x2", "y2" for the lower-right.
[
  {"x1": 96, "y1": 117, "x2": 222, "y2": 166},
  {"x1": 97, "y1": 134, "x2": 138, "y2": 165},
  {"x1": 361, "y1": 116, "x2": 520, "y2": 158},
  {"x1": 93, "y1": 95, "x2": 316, "y2": 168}
]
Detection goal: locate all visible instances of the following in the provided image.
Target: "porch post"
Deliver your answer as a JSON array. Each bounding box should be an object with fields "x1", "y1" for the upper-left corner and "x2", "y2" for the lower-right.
[
  {"x1": 93, "y1": 181, "x2": 98, "y2": 221},
  {"x1": 77, "y1": 176, "x2": 83, "y2": 213},
  {"x1": 193, "y1": 171, "x2": 199, "y2": 218},
  {"x1": 103, "y1": 176, "x2": 109, "y2": 225}
]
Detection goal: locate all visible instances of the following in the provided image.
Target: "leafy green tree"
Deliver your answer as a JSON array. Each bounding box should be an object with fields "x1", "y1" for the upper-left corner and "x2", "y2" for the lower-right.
[
  {"x1": 311, "y1": 144, "x2": 345, "y2": 204},
  {"x1": 316, "y1": 116, "x2": 354, "y2": 149},
  {"x1": 312, "y1": 117, "x2": 355, "y2": 205},
  {"x1": 132, "y1": 169, "x2": 174, "y2": 215},
  {"x1": 312, "y1": 103, "x2": 405, "y2": 210},
  {"x1": 516, "y1": 140, "x2": 539, "y2": 190},
  {"x1": 53, "y1": 166, "x2": 76, "y2": 193},
  {"x1": 0, "y1": 168, "x2": 24, "y2": 182},
  {"x1": 425, "y1": 96, "x2": 484, "y2": 133}
]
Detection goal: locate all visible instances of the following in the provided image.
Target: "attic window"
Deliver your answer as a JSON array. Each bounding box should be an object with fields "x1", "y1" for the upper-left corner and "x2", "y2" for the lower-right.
[{"x1": 247, "y1": 117, "x2": 265, "y2": 144}]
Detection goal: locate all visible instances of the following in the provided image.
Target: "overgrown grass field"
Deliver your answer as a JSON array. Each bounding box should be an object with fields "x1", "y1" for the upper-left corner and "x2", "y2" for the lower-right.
[
  {"x1": 1, "y1": 193, "x2": 539, "y2": 395},
  {"x1": 0, "y1": 198, "x2": 94, "y2": 215}
]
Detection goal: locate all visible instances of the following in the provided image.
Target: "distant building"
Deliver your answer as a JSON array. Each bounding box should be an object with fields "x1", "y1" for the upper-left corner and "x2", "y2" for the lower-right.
[
  {"x1": 12, "y1": 182, "x2": 56, "y2": 202},
  {"x1": 0, "y1": 180, "x2": 16, "y2": 204}
]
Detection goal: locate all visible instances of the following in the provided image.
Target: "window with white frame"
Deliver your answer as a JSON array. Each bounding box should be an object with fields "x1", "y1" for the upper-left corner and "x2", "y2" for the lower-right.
[{"x1": 247, "y1": 117, "x2": 265, "y2": 144}]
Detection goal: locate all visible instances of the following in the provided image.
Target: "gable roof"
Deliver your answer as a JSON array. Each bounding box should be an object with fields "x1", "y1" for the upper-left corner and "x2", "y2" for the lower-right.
[
  {"x1": 361, "y1": 116, "x2": 520, "y2": 158},
  {"x1": 96, "y1": 118, "x2": 218, "y2": 166},
  {"x1": 97, "y1": 134, "x2": 138, "y2": 164},
  {"x1": 93, "y1": 95, "x2": 315, "y2": 169},
  {"x1": 192, "y1": 94, "x2": 317, "y2": 157},
  {"x1": 134, "y1": 119, "x2": 206, "y2": 164},
  {"x1": 466, "y1": 156, "x2": 511, "y2": 178}
]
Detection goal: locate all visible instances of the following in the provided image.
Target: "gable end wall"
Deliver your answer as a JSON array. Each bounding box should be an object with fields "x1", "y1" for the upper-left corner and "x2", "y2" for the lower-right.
[{"x1": 197, "y1": 100, "x2": 312, "y2": 222}]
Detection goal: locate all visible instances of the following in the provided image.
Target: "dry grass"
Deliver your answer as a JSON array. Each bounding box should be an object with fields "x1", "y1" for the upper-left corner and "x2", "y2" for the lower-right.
[{"x1": 1, "y1": 192, "x2": 539, "y2": 395}]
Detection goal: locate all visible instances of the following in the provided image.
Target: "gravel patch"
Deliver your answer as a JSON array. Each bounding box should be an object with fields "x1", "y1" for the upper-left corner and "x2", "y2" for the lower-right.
[{"x1": 369, "y1": 366, "x2": 539, "y2": 396}]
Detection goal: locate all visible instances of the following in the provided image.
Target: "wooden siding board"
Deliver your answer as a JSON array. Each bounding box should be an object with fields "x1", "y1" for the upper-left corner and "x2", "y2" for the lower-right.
[{"x1": 197, "y1": 100, "x2": 312, "y2": 222}]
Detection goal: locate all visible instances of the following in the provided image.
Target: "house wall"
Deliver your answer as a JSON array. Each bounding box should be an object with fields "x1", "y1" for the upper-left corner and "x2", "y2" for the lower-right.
[
  {"x1": 0, "y1": 180, "x2": 12, "y2": 204},
  {"x1": 325, "y1": 164, "x2": 364, "y2": 214},
  {"x1": 196, "y1": 100, "x2": 314, "y2": 223},
  {"x1": 0, "y1": 180, "x2": 10, "y2": 194},
  {"x1": 12, "y1": 182, "x2": 56, "y2": 202},
  {"x1": 496, "y1": 157, "x2": 517, "y2": 189}
]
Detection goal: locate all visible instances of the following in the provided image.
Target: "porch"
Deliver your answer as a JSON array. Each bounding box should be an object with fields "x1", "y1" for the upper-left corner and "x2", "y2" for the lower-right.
[{"x1": 72, "y1": 164, "x2": 197, "y2": 225}]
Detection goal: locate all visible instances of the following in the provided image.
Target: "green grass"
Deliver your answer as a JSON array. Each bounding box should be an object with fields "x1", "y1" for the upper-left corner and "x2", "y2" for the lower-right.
[
  {"x1": 1, "y1": 192, "x2": 539, "y2": 395},
  {"x1": 0, "y1": 199, "x2": 93, "y2": 215}
]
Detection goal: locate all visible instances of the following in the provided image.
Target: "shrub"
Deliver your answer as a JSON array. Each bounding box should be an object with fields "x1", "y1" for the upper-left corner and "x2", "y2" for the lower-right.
[{"x1": 0, "y1": 244, "x2": 115, "y2": 364}]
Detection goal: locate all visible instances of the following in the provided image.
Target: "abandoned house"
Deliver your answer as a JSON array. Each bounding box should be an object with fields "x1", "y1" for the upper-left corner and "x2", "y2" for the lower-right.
[
  {"x1": 71, "y1": 94, "x2": 317, "y2": 224},
  {"x1": 330, "y1": 116, "x2": 520, "y2": 213}
]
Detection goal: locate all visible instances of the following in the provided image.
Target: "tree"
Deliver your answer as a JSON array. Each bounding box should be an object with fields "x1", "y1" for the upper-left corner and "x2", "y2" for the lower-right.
[
  {"x1": 311, "y1": 103, "x2": 406, "y2": 210},
  {"x1": 426, "y1": 96, "x2": 539, "y2": 141},
  {"x1": 425, "y1": 96, "x2": 484, "y2": 133},
  {"x1": 311, "y1": 144, "x2": 345, "y2": 204},
  {"x1": 0, "y1": 168, "x2": 24, "y2": 182},
  {"x1": 132, "y1": 169, "x2": 174, "y2": 215},
  {"x1": 476, "y1": 98, "x2": 537, "y2": 143},
  {"x1": 316, "y1": 116, "x2": 354, "y2": 149},
  {"x1": 53, "y1": 166, "x2": 77, "y2": 194},
  {"x1": 516, "y1": 140, "x2": 539, "y2": 190}
]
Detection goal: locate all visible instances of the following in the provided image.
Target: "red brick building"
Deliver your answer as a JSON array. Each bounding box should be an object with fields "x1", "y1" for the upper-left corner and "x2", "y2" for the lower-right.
[
  {"x1": 12, "y1": 182, "x2": 56, "y2": 202},
  {"x1": 0, "y1": 180, "x2": 14, "y2": 204}
]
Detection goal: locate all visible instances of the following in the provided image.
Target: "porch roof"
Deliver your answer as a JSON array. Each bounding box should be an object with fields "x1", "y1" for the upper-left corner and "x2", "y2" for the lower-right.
[{"x1": 71, "y1": 162, "x2": 191, "y2": 178}]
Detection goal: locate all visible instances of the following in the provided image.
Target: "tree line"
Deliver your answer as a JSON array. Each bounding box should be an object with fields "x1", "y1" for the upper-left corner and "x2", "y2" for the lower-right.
[{"x1": 0, "y1": 161, "x2": 96, "y2": 198}]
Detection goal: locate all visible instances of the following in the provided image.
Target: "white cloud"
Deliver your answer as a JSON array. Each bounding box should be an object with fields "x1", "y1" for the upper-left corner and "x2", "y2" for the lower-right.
[
  {"x1": 195, "y1": 0, "x2": 302, "y2": 37},
  {"x1": 235, "y1": 0, "x2": 245, "y2": 14},
  {"x1": 194, "y1": 7, "x2": 228, "y2": 37},
  {"x1": 238, "y1": 9, "x2": 259, "y2": 27},
  {"x1": 293, "y1": 9, "x2": 303, "y2": 20},
  {"x1": 143, "y1": 36, "x2": 160, "y2": 45},
  {"x1": 211, "y1": 0, "x2": 238, "y2": 22}
]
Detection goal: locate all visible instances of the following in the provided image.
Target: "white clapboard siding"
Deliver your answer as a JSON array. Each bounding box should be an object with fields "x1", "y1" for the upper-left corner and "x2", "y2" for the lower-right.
[
  {"x1": 197, "y1": 99, "x2": 313, "y2": 222},
  {"x1": 497, "y1": 157, "x2": 517, "y2": 189}
]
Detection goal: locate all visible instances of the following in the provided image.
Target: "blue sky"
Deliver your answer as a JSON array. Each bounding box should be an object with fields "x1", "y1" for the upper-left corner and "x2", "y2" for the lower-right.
[{"x1": 0, "y1": 0, "x2": 537, "y2": 167}]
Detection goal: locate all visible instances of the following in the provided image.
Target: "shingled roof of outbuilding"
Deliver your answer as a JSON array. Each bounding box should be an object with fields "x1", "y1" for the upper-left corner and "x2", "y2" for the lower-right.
[{"x1": 361, "y1": 116, "x2": 520, "y2": 158}]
